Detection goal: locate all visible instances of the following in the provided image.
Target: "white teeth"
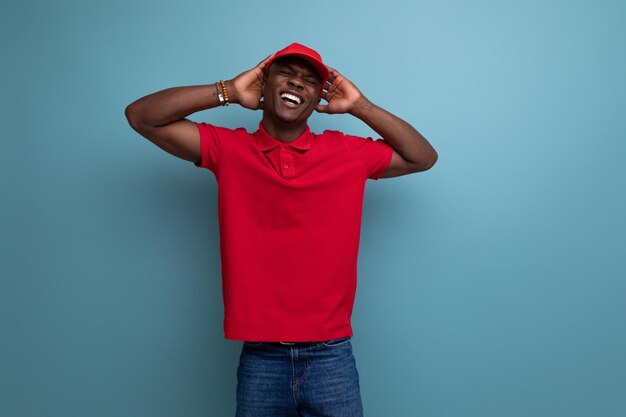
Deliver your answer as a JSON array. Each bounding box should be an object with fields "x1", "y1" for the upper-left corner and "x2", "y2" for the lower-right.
[{"x1": 280, "y1": 93, "x2": 301, "y2": 104}]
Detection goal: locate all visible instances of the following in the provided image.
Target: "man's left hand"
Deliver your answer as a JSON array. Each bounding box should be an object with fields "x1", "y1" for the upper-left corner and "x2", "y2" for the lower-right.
[{"x1": 315, "y1": 68, "x2": 366, "y2": 115}]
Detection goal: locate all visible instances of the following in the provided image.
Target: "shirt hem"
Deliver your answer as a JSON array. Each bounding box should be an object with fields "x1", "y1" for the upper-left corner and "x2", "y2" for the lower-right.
[{"x1": 224, "y1": 327, "x2": 353, "y2": 343}]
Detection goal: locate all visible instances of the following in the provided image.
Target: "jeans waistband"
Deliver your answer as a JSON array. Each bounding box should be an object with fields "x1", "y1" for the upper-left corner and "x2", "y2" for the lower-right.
[
  {"x1": 273, "y1": 341, "x2": 318, "y2": 347},
  {"x1": 244, "y1": 337, "x2": 351, "y2": 348}
]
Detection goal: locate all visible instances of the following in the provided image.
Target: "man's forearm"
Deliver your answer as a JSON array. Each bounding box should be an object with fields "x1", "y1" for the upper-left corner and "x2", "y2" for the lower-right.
[
  {"x1": 350, "y1": 97, "x2": 438, "y2": 171},
  {"x1": 125, "y1": 82, "x2": 235, "y2": 127}
]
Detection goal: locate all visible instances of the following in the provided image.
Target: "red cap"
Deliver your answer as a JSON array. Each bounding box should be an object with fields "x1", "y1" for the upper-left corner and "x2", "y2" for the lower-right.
[{"x1": 265, "y1": 43, "x2": 330, "y2": 84}]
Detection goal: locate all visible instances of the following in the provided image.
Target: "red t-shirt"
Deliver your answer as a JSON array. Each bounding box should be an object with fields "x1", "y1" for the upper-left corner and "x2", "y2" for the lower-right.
[{"x1": 194, "y1": 121, "x2": 393, "y2": 341}]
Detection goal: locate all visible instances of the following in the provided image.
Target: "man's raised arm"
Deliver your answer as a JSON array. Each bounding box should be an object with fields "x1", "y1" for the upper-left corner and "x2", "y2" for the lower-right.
[
  {"x1": 124, "y1": 55, "x2": 273, "y2": 163},
  {"x1": 316, "y1": 68, "x2": 438, "y2": 178}
]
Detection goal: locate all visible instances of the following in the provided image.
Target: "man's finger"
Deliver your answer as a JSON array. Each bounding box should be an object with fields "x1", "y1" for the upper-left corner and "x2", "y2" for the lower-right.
[
  {"x1": 315, "y1": 104, "x2": 328, "y2": 113},
  {"x1": 327, "y1": 68, "x2": 340, "y2": 79},
  {"x1": 256, "y1": 53, "x2": 275, "y2": 70}
]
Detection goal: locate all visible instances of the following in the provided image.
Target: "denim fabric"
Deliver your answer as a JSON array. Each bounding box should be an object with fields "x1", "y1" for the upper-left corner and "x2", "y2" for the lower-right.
[{"x1": 235, "y1": 337, "x2": 364, "y2": 417}]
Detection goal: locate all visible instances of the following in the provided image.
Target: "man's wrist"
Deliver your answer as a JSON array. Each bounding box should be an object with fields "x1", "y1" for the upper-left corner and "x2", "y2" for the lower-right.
[
  {"x1": 223, "y1": 80, "x2": 238, "y2": 105},
  {"x1": 214, "y1": 80, "x2": 238, "y2": 106},
  {"x1": 349, "y1": 95, "x2": 373, "y2": 119}
]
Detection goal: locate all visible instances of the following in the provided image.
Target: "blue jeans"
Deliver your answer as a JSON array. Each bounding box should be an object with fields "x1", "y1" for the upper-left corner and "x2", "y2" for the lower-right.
[{"x1": 235, "y1": 337, "x2": 364, "y2": 417}]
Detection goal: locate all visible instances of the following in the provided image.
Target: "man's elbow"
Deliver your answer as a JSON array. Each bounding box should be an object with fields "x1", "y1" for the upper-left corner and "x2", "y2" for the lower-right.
[
  {"x1": 124, "y1": 103, "x2": 144, "y2": 132},
  {"x1": 412, "y1": 150, "x2": 438, "y2": 173},
  {"x1": 125, "y1": 103, "x2": 136, "y2": 125}
]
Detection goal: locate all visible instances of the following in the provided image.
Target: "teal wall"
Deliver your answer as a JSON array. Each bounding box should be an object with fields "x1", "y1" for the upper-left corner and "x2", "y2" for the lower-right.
[{"x1": 2, "y1": 0, "x2": 625, "y2": 416}]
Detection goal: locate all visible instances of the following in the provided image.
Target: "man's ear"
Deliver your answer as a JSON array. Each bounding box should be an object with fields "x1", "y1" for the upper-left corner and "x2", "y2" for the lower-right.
[
  {"x1": 261, "y1": 74, "x2": 269, "y2": 94},
  {"x1": 317, "y1": 85, "x2": 325, "y2": 100}
]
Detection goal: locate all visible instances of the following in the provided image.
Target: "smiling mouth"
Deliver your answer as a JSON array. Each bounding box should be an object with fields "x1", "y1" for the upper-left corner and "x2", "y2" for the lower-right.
[{"x1": 280, "y1": 92, "x2": 302, "y2": 105}]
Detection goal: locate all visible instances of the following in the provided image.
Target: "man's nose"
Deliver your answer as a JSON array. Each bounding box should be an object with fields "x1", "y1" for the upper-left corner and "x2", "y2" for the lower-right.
[{"x1": 287, "y1": 74, "x2": 305, "y2": 89}]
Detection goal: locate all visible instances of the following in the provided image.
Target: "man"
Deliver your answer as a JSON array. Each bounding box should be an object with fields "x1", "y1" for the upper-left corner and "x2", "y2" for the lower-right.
[{"x1": 125, "y1": 43, "x2": 437, "y2": 417}]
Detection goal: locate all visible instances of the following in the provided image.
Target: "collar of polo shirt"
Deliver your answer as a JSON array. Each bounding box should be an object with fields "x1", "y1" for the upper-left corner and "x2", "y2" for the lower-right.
[{"x1": 255, "y1": 122, "x2": 313, "y2": 152}]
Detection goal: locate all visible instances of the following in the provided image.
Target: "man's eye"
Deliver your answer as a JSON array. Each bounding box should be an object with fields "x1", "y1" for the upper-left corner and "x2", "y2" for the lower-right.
[
  {"x1": 279, "y1": 70, "x2": 291, "y2": 75},
  {"x1": 305, "y1": 78, "x2": 318, "y2": 86}
]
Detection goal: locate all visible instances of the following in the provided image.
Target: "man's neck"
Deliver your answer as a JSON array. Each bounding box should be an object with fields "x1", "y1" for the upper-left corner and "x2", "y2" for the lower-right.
[{"x1": 261, "y1": 117, "x2": 307, "y2": 143}]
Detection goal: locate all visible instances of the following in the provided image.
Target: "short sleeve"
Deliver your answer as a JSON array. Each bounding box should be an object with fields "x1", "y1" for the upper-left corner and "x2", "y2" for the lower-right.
[
  {"x1": 340, "y1": 133, "x2": 394, "y2": 180},
  {"x1": 193, "y1": 122, "x2": 224, "y2": 172}
]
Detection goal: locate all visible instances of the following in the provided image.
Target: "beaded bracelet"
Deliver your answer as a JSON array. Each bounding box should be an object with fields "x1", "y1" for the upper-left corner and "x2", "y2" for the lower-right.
[
  {"x1": 215, "y1": 82, "x2": 229, "y2": 106},
  {"x1": 219, "y1": 80, "x2": 230, "y2": 106}
]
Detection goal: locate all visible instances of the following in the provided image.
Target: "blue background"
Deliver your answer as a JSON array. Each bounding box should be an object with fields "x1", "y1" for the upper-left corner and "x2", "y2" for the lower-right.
[{"x1": 2, "y1": 0, "x2": 625, "y2": 416}]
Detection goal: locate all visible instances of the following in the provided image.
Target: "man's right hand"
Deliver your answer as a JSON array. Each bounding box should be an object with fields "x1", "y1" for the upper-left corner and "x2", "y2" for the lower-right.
[{"x1": 228, "y1": 54, "x2": 274, "y2": 110}]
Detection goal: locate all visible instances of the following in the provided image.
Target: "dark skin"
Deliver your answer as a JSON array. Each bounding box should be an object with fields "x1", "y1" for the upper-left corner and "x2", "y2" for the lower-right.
[
  {"x1": 260, "y1": 57, "x2": 324, "y2": 141},
  {"x1": 125, "y1": 54, "x2": 437, "y2": 177}
]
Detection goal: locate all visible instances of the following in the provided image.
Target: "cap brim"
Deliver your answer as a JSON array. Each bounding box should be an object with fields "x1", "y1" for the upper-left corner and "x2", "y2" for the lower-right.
[{"x1": 266, "y1": 53, "x2": 330, "y2": 84}]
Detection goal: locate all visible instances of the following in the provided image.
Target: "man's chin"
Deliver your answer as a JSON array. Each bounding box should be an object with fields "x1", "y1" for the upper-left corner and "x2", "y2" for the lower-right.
[
  {"x1": 277, "y1": 114, "x2": 302, "y2": 124},
  {"x1": 274, "y1": 109, "x2": 309, "y2": 125},
  {"x1": 263, "y1": 104, "x2": 314, "y2": 126}
]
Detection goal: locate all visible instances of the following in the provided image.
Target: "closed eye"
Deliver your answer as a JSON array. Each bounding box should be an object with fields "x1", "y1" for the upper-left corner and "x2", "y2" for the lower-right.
[{"x1": 304, "y1": 77, "x2": 319, "y2": 86}]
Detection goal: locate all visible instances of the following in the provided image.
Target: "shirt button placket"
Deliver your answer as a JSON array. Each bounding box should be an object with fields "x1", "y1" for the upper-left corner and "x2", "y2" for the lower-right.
[{"x1": 280, "y1": 146, "x2": 294, "y2": 179}]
